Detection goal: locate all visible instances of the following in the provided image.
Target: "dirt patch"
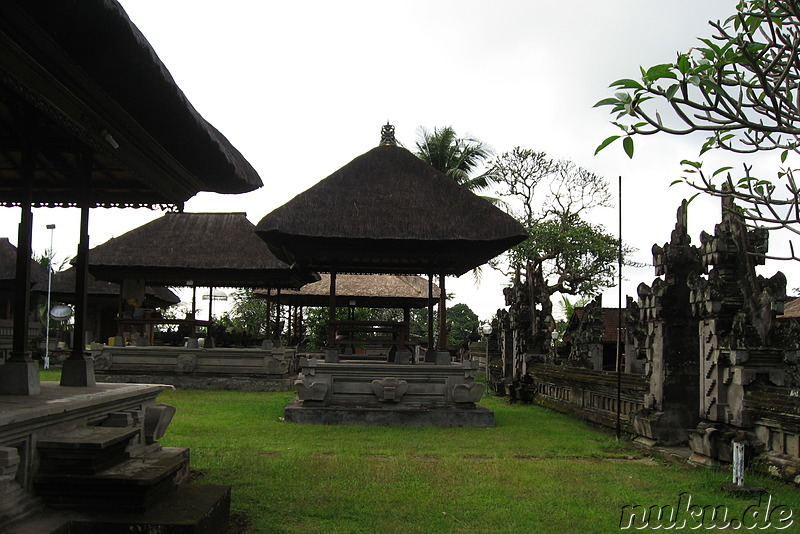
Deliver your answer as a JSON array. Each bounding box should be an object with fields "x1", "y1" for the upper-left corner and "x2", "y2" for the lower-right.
[
  {"x1": 227, "y1": 511, "x2": 253, "y2": 534},
  {"x1": 256, "y1": 451, "x2": 281, "y2": 457}
]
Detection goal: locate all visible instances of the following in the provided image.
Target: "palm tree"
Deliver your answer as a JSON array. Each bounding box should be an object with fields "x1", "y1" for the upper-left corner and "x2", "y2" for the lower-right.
[{"x1": 414, "y1": 126, "x2": 496, "y2": 193}]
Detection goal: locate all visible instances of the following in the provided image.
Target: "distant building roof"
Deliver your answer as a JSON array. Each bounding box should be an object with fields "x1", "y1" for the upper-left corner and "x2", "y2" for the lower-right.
[{"x1": 87, "y1": 212, "x2": 318, "y2": 288}]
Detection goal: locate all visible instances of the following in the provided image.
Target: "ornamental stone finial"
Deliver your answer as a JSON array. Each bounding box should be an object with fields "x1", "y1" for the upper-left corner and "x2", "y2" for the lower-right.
[{"x1": 380, "y1": 123, "x2": 396, "y2": 146}]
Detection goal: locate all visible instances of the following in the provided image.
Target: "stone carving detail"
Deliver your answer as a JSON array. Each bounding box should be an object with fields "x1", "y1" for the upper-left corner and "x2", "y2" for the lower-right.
[
  {"x1": 294, "y1": 373, "x2": 329, "y2": 401},
  {"x1": 452, "y1": 382, "x2": 485, "y2": 403},
  {"x1": 629, "y1": 201, "x2": 702, "y2": 445},
  {"x1": 688, "y1": 196, "x2": 787, "y2": 428},
  {"x1": 370, "y1": 377, "x2": 408, "y2": 403},
  {"x1": 93, "y1": 353, "x2": 112, "y2": 371},
  {"x1": 176, "y1": 354, "x2": 197, "y2": 374},
  {"x1": 264, "y1": 357, "x2": 288, "y2": 375},
  {"x1": 567, "y1": 295, "x2": 605, "y2": 370}
]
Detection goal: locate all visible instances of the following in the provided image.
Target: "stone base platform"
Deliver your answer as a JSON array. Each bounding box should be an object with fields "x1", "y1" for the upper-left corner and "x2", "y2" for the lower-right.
[
  {"x1": 4, "y1": 484, "x2": 231, "y2": 534},
  {"x1": 285, "y1": 399, "x2": 495, "y2": 427},
  {"x1": 99, "y1": 373, "x2": 293, "y2": 392},
  {"x1": 288, "y1": 359, "x2": 494, "y2": 427},
  {"x1": 94, "y1": 346, "x2": 295, "y2": 391}
]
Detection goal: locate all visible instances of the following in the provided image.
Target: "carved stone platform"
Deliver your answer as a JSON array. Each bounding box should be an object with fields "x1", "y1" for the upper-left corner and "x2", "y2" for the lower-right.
[
  {"x1": 287, "y1": 358, "x2": 493, "y2": 427},
  {"x1": 94, "y1": 346, "x2": 295, "y2": 391}
]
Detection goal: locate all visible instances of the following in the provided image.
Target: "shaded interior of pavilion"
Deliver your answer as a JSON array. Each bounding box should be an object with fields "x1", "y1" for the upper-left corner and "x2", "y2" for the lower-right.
[{"x1": 0, "y1": 1, "x2": 264, "y2": 530}]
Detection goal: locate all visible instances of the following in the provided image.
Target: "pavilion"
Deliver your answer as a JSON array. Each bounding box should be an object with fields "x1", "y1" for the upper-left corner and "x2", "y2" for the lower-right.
[
  {"x1": 256, "y1": 273, "x2": 440, "y2": 355},
  {"x1": 0, "y1": 1, "x2": 262, "y2": 530},
  {"x1": 0, "y1": 238, "x2": 48, "y2": 361},
  {"x1": 83, "y1": 212, "x2": 318, "y2": 391},
  {"x1": 32, "y1": 267, "x2": 180, "y2": 351},
  {"x1": 256, "y1": 124, "x2": 528, "y2": 426}
]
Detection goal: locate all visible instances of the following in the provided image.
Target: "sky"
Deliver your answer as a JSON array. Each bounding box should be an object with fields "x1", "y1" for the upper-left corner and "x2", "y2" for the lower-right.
[{"x1": 4, "y1": 0, "x2": 798, "y2": 321}]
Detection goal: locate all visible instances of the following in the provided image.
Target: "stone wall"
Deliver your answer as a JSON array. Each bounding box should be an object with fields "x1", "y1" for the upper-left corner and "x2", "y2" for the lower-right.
[{"x1": 527, "y1": 363, "x2": 648, "y2": 432}]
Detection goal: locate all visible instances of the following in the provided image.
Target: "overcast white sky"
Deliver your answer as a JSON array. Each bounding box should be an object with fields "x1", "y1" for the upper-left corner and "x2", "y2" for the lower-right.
[{"x1": 5, "y1": 0, "x2": 798, "y2": 321}]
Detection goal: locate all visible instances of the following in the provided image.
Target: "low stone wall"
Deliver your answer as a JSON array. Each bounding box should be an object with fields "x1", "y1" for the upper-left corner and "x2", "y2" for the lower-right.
[
  {"x1": 746, "y1": 387, "x2": 800, "y2": 483},
  {"x1": 528, "y1": 364, "x2": 648, "y2": 433},
  {"x1": 93, "y1": 346, "x2": 295, "y2": 391}
]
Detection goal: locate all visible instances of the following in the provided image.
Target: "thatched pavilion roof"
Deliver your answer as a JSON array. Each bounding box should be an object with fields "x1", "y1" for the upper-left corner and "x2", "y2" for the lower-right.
[
  {"x1": 0, "y1": 0, "x2": 261, "y2": 208},
  {"x1": 255, "y1": 134, "x2": 528, "y2": 276},
  {"x1": 0, "y1": 237, "x2": 48, "y2": 288},
  {"x1": 32, "y1": 266, "x2": 179, "y2": 308},
  {"x1": 255, "y1": 273, "x2": 440, "y2": 309},
  {"x1": 87, "y1": 212, "x2": 318, "y2": 288}
]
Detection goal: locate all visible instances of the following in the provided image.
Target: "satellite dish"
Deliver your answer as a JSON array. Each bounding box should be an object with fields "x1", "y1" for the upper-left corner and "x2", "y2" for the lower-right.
[{"x1": 49, "y1": 304, "x2": 73, "y2": 321}]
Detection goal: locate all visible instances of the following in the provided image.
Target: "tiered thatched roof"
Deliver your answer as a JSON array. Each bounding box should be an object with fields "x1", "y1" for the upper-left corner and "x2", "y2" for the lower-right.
[
  {"x1": 256, "y1": 139, "x2": 528, "y2": 276},
  {"x1": 33, "y1": 267, "x2": 179, "y2": 308},
  {"x1": 88, "y1": 212, "x2": 318, "y2": 288},
  {"x1": 0, "y1": 0, "x2": 261, "y2": 207},
  {"x1": 0, "y1": 237, "x2": 48, "y2": 288},
  {"x1": 255, "y1": 273, "x2": 440, "y2": 309}
]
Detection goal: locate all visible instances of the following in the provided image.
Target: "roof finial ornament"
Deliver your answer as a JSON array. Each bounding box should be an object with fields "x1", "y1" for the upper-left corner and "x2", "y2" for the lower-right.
[{"x1": 380, "y1": 122, "x2": 396, "y2": 146}]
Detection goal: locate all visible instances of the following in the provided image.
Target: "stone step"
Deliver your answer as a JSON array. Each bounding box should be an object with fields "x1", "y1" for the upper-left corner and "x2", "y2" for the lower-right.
[
  {"x1": 34, "y1": 456, "x2": 184, "y2": 513},
  {"x1": 4, "y1": 484, "x2": 230, "y2": 534},
  {"x1": 37, "y1": 426, "x2": 140, "y2": 475}
]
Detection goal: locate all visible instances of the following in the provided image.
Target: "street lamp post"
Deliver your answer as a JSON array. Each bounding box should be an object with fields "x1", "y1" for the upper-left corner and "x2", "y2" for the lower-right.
[
  {"x1": 44, "y1": 224, "x2": 55, "y2": 369},
  {"x1": 481, "y1": 323, "x2": 493, "y2": 378}
]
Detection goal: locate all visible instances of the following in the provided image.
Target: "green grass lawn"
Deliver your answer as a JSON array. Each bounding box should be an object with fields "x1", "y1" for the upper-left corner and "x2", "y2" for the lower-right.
[{"x1": 39, "y1": 369, "x2": 800, "y2": 533}]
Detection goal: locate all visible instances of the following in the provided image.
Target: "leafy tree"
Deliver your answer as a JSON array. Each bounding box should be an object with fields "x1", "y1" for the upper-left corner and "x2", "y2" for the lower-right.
[
  {"x1": 490, "y1": 148, "x2": 634, "y2": 300},
  {"x1": 217, "y1": 289, "x2": 269, "y2": 337},
  {"x1": 446, "y1": 303, "x2": 479, "y2": 346},
  {"x1": 595, "y1": 0, "x2": 800, "y2": 257},
  {"x1": 414, "y1": 126, "x2": 496, "y2": 193}
]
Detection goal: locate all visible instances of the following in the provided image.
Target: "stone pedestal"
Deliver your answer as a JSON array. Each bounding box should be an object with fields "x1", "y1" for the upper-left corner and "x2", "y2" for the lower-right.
[
  {"x1": 60, "y1": 358, "x2": 96, "y2": 387},
  {"x1": 434, "y1": 351, "x2": 451, "y2": 365},
  {"x1": 0, "y1": 359, "x2": 41, "y2": 396}
]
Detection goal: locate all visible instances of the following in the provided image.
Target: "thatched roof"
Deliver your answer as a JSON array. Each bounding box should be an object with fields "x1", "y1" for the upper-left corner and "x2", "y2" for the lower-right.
[
  {"x1": 779, "y1": 297, "x2": 800, "y2": 319},
  {"x1": 0, "y1": 0, "x2": 261, "y2": 207},
  {"x1": 255, "y1": 135, "x2": 528, "y2": 276},
  {"x1": 0, "y1": 237, "x2": 48, "y2": 288},
  {"x1": 255, "y1": 273, "x2": 440, "y2": 308},
  {"x1": 32, "y1": 266, "x2": 179, "y2": 308},
  {"x1": 87, "y1": 212, "x2": 318, "y2": 288}
]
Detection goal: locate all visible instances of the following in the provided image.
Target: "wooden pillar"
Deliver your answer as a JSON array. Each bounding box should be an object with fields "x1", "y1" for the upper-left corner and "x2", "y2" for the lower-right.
[
  {"x1": 208, "y1": 286, "x2": 214, "y2": 323},
  {"x1": 438, "y1": 274, "x2": 447, "y2": 351},
  {"x1": 274, "y1": 288, "x2": 282, "y2": 343},
  {"x1": 11, "y1": 151, "x2": 33, "y2": 358},
  {"x1": 0, "y1": 148, "x2": 41, "y2": 395},
  {"x1": 426, "y1": 274, "x2": 435, "y2": 361},
  {"x1": 327, "y1": 271, "x2": 337, "y2": 348},
  {"x1": 61, "y1": 152, "x2": 96, "y2": 386},
  {"x1": 70, "y1": 205, "x2": 90, "y2": 358},
  {"x1": 265, "y1": 287, "x2": 272, "y2": 338},
  {"x1": 402, "y1": 306, "x2": 410, "y2": 358}
]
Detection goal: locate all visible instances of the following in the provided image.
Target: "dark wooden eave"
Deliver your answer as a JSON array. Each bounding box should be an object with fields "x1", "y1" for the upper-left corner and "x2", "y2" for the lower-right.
[{"x1": 0, "y1": 0, "x2": 262, "y2": 208}]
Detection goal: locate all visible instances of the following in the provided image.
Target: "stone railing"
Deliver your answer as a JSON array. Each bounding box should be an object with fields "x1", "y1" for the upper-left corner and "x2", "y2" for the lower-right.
[{"x1": 528, "y1": 363, "x2": 649, "y2": 432}]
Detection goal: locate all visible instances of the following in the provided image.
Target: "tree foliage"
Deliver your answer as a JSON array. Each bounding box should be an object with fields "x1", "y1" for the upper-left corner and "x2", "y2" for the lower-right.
[
  {"x1": 217, "y1": 289, "x2": 269, "y2": 337},
  {"x1": 445, "y1": 303, "x2": 479, "y2": 346},
  {"x1": 596, "y1": 0, "x2": 800, "y2": 257},
  {"x1": 414, "y1": 126, "x2": 496, "y2": 192},
  {"x1": 490, "y1": 148, "x2": 633, "y2": 298}
]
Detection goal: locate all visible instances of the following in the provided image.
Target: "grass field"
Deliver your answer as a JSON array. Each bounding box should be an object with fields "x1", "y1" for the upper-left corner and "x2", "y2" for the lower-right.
[{"x1": 39, "y1": 370, "x2": 800, "y2": 532}]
